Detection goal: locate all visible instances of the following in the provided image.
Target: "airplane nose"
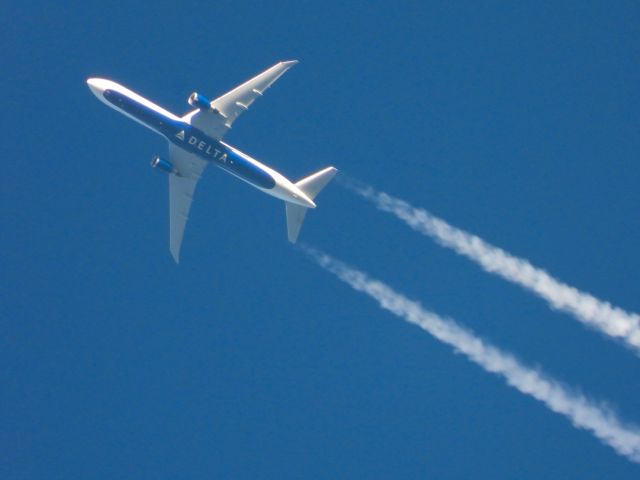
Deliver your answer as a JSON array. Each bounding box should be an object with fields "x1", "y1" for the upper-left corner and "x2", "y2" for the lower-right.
[{"x1": 86, "y1": 78, "x2": 106, "y2": 97}]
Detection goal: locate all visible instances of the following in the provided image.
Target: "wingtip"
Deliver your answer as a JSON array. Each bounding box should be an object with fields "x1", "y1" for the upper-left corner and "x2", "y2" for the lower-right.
[{"x1": 281, "y1": 59, "x2": 299, "y2": 66}]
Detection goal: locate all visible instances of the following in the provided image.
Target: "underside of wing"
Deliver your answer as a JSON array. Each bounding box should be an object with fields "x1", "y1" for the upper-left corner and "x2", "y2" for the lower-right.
[
  {"x1": 168, "y1": 143, "x2": 208, "y2": 263},
  {"x1": 183, "y1": 60, "x2": 298, "y2": 140}
]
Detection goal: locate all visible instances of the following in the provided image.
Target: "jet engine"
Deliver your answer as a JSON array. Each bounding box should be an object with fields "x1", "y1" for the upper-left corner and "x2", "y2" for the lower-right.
[
  {"x1": 150, "y1": 155, "x2": 177, "y2": 174},
  {"x1": 188, "y1": 92, "x2": 212, "y2": 110}
]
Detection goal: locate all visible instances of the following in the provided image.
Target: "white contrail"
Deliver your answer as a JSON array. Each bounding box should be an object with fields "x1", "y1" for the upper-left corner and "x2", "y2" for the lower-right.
[
  {"x1": 342, "y1": 180, "x2": 640, "y2": 352},
  {"x1": 301, "y1": 245, "x2": 640, "y2": 463}
]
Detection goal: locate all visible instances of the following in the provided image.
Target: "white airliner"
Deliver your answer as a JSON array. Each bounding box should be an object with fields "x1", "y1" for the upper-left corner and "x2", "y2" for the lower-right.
[{"x1": 87, "y1": 60, "x2": 336, "y2": 263}]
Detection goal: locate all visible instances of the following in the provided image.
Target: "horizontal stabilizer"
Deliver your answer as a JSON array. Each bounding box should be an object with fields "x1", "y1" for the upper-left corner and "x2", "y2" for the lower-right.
[
  {"x1": 285, "y1": 166, "x2": 337, "y2": 243},
  {"x1": 295, "y1": 166, "x2": 337, "y2": 200},
  {"x1": 285, "y1": 202, "x2": 308, "y2": 243}
]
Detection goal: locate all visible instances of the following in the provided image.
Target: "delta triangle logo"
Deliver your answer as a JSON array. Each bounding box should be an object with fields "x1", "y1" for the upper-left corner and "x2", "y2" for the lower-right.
[{"x1": 175, "y1": 130, "x2": 185, "y2": 141}]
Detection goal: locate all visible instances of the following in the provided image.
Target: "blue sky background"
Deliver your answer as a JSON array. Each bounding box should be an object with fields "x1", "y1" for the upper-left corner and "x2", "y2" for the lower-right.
[{"x1": 3, "y1": 1, "x2": 640, "y2": 478}]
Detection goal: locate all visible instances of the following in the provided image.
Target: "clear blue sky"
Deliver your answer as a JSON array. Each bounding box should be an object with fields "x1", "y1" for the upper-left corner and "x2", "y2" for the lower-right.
[{"x1": 3, "y1": 1, "x2": 640, "y2": 478}]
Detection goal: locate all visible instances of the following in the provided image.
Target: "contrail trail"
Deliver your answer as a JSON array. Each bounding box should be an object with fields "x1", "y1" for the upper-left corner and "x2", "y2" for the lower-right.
[
  {"x1": 300, "y1": 245, "x2": 640, "y2": 463},
  {"x1": 341, "y1": 179, "x2": 640, "y2": 352}
]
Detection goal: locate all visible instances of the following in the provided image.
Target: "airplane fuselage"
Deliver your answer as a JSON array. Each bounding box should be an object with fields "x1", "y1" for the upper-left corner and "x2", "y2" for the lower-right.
[{"x1": 88, "y1": 79, "x2": 315, "y2": 207}]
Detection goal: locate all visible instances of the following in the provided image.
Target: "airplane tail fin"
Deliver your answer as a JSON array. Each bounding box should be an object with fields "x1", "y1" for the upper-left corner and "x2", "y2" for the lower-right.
[{"x1": 285, "y1": 166, "x2": 337, "y2": 243}]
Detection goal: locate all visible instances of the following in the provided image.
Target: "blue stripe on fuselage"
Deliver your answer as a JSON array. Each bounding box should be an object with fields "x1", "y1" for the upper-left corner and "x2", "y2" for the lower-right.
[{"x1": 103, "y1": 89, "x2": 276, "y2": 190}]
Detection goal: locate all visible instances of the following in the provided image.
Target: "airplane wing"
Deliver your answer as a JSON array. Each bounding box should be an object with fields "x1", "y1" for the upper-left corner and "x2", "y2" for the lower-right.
[
  {"x1": 167, "y1": 143, "x2": 208, "y2": 263},
  {"x1": 182, "y1": 60, "x2": 298, "y2": 140}
]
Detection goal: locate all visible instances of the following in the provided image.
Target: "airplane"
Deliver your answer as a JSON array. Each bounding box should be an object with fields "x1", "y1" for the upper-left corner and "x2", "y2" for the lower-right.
[{"x1": 87, "y1": 60, "x2": 337, "y2": 263}]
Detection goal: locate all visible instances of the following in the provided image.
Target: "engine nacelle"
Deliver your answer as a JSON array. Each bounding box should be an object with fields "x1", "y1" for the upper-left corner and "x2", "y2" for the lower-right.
[
  {"x1": 150, "y1": 155, "x2": 177, "y2": 174},
  {"x1": 188, "y1": 92, "x2": 212, "y2": 110}
]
